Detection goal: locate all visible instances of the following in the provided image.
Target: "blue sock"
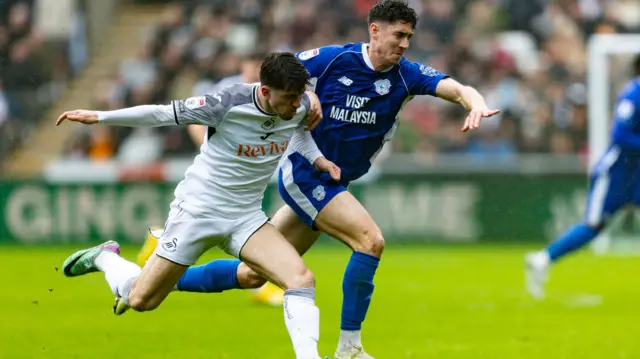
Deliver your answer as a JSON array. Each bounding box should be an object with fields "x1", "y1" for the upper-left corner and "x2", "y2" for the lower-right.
[
  {"x1": 176, "y1": 259, "x2": 242, "y2": 293},
  {"x1": 341, "y1": 251, "x2": 380, "y2": 331},
  {"x1": 546, "y1": 223, "x2": 600, "y2": 262}
]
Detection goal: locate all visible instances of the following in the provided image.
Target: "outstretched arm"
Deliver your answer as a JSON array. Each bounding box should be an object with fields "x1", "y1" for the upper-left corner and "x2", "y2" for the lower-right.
[
  {"x1": 56, "y1": 105, "x2": 177, "y2": 127},
  {"x1": 434, "y1": 78, "x2": 500, "y2": 132}
]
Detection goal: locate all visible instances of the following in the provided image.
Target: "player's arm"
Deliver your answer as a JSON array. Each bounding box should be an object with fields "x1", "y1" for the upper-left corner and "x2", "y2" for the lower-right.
[
  {"x1": 56, "y1": 92, "x2": 230, "y2": 128},
  {"x1": 435, "y1": 79, "x2": 500, "y2": 132},
  {"x1": 304, "y1": 90, "x2": 323, "y2": 130},
  {"x1": 612, "y1": 97, "x2": 640, "y2": 150},
  {"x1": 290, "y1": 125, "x2": 341, "y2": 181},
  {"x1": 187, "y1": 125, "x2": 207, "y2": 146},
  {"x1": 55, "y1": 105, "x2": 177, "y2": 127},
  {"x1": 289, "y1": 94, "x2": 340, "y2": 180},
  {"x1": 405, "y1": 62, "x2": 499, "y2": 132}
]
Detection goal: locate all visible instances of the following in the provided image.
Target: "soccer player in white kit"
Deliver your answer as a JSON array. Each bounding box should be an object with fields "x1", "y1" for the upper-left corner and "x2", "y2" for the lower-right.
[
  {"x1": 136, "y1": 51, "x2": 288, "y2": 306},
  {"x1": 59, "y1": 52, "x2": 339, "y2": 359}
]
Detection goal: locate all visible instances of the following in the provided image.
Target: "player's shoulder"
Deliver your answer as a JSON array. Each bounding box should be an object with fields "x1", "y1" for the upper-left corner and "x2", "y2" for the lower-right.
[
  {"x1": 620, "y1": 78, "x2": 640, "y2": 99},
  {"x1": 398, "y1": 57, "x2": 443, "y2": 77},
  {"x1": 210, "y1": 83, "x2": 255, "y2": 107},
  {"x1": 296, "y1": 42, "x2": 362, "y2": 62}
]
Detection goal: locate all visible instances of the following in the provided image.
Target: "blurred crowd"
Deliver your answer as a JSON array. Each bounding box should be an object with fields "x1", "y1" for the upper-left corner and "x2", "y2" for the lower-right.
[
  {"x1": 0, "y1": 0, "x2": 86, "y2": 162},
  {"x1": 50, "y1": 0, "x2": 640, "y2": 162}
]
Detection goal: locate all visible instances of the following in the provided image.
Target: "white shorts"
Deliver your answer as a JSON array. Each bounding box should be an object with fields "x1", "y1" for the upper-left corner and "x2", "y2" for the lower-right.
[{"x1": 154, "y1": 201, "x2": 269, "y2": 266}]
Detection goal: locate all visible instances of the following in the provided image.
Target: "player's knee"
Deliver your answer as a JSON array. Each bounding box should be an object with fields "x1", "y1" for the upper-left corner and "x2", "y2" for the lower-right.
[
  {"x1": 128, "y1": 292, "x2": 160, "y2": 312},
  {"x1": 237, "y1": 264, "x2": 267, "y2": 289},
  {"x1": 352, "y1": 228, "x2": 385, "y2": 257},
  {"x1": 282, "y1": 266, "x2": 315, "y2": 290}
]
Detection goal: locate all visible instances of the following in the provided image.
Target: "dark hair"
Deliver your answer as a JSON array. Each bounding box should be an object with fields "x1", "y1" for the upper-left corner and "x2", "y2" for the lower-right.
[
  {"x1": 368, "y1": 0, "x2": 418, "y2": 29},
  {"x1": 260, "y1": 52, "x2": 310, "y2": 93},
  {"x1": 634, "y1": 54, "x2": 640, "y2": 77}
]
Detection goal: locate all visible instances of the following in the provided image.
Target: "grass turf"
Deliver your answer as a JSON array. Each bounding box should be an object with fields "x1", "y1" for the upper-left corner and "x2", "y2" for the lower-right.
[{"x1": 1, "y1": 243, "x2": 637, "y2": 358}]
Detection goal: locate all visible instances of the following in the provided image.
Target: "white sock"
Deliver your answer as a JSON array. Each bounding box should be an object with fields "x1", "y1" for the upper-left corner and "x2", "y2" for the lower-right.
[
  {"x1": 337, "y1": 330, "x2": 363, "y2": 353},
  {"x1": 95, "y1": 251, "x2": 142, "y2": 302},
  {"x1": 533, "y1": 251, "x2": 550, "y2": 267},
  {"x1": 284, "y1": 288, "x2": 320, "y2": 359}
]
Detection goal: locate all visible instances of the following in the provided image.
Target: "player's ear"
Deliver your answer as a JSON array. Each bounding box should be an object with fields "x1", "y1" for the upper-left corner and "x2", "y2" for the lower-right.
[
  {"x1": 370, "y1": 23, "x2": 379, "y2": 40},
  {"x1": 261, "y1": 86, "x2": 271, "y2": 98}
]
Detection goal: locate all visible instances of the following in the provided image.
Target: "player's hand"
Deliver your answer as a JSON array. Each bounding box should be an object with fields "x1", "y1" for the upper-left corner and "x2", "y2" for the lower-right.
[
  {"x1": 304, "y1": 90, "x2": 323, "y2": 131},
  {"x1": 56, "y1": 110, "x2": 99, "y2": 126},
  {"x1": 313, "y1": 157, "x2": 341, "y2": 181},
  {"x1": 461, "y1": 108, "x2": 500, "y2": 132}
]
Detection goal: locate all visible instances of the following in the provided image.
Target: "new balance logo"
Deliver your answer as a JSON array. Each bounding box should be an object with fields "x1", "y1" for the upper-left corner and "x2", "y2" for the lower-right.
[{"x1": 338, "y1": 76, "x2": 353, "y2": 86}]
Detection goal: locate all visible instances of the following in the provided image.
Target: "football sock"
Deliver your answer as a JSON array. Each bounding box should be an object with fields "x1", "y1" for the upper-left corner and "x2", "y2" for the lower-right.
[
  {"x1": 95, "y1": 251, "x2": 141, "y2": 303},
  {"x1": 176, "y1": 259, "x2": 242, "y2": 292},
  {"x1": 340, "y1": 251, "x2": 379, "y2": 332},
  {"x1": 284, "y1": 288, "x2": 320, "y2": 359},
  {"x1": 337, "y1": 330, "x2": 363, "y2": 353},
  {"x1": 546, "y1": 223, "x2": 600, "y2": 262}
]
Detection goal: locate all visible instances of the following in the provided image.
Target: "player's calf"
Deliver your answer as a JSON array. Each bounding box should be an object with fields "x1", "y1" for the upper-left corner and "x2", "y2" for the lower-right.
[
  {"x1": 240, "y1": 223, "x2": 321, "y2": 359},
  {"x1": 237, "y1": 262, "x2": 268, "y2": 288},
  {"x1": 312, "y1": 192, "x2": 381, "y2": 356},
  {"x1": 127, "y1": 254, "x2": 188, "y2": 312},
  {"x1": 315, "y1": 192, "x2": 385, "y2": 258}
]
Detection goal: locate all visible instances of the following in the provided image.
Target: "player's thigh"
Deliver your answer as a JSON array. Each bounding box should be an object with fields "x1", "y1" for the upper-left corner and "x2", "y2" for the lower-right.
[
  {"x1": 271, "y1": 204, "x2": 322, "y2": 255},
  {"x1": 238, "y1": 222, "x2": 313, "y2": 290},
  {"x1": 129, "y1": 253, "x2": 187, "y2": 310},
  {"x1": 585, "y1": 169, "x2": 632, "y2": 227},
  {"x1": 136, "y1": 203, "x2": 226, "y2": 308},
  {"x1": 314, "y1": 191, "x2": 383, "y2": 253}
]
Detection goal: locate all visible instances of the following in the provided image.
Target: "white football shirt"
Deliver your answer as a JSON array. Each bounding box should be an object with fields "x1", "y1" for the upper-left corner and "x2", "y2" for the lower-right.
[
  {"x1": 171, "y1": 83, "x2": 320, "y2": 217},
  {"x1": 97, "y1": 83, "x2": 322, "y2": 217}
]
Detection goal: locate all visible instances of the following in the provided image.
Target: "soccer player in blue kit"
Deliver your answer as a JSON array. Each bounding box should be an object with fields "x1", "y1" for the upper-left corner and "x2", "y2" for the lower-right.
[
  {"x1": 526, "y1": 55, "x2": 640, "y2": 300},
  {"x1": 138, "y1": 1, "x2": 499, "y2": 357}
]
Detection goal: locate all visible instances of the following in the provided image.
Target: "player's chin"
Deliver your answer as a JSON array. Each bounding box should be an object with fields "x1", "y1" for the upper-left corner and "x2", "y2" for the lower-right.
[{"x1": 390, "y1": 53, "x2": 403, "y2": 63}]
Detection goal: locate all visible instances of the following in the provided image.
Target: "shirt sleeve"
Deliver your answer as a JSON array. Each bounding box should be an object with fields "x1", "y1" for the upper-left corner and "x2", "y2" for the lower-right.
[
  {"x1": 96, "y1": 105, "x2": 176, "y2": 127},
  {"x1": 296, "y1": 45, "x2": 344, "y2": 78},
  {"x1": 171, "y1": 86, "x2": 236, "y2": 127},
  {"x1": 289, "y1": 125, "x2": 323, "y2": 165},
  {"x1": 403, "y1": 60, "x2": 449, "y2": 96}
]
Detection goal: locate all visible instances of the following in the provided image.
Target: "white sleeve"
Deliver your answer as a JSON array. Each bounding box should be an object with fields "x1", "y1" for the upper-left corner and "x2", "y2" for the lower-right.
[
  {"x1": 289, "y1": 126, "x2": 323, "y2": 165},
  {"x1": 96, "y1": 105, "x2": 175, "y2": 127}
]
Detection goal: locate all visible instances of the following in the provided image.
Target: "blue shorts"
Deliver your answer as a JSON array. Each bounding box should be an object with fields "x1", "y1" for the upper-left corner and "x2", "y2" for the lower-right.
[
  {"x1": 585, "y1": 147, "x2": 640, "y2": 226},
  {"x1": 278, "y1": 152, "x2": 348, "y2": 228}
]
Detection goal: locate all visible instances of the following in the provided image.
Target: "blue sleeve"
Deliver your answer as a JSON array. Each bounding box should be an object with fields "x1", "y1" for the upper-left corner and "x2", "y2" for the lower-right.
[
  {"x1": 612, "y1": 96, "x2": 640, "y2": 150},
  {"x1": 403, "y1": 60, "x2": 448, "y2": 96},
  {"x1": 296, "y1": 45, "x2": 343, "y2": 78}
]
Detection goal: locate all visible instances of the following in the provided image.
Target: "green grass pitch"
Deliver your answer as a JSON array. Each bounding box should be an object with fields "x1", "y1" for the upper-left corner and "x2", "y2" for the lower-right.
[{"x1": 1, "y1": 243, "x2": 638, "y2": 358}]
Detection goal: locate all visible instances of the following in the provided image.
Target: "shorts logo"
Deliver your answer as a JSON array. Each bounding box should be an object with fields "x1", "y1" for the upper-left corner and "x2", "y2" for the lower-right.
[
  {"x1": 298, "y1": 48, "x2": 319, "y2": 61},
  {"x1": 162, "y1": 238, "x2": 178, "y2": 252},
  {"x1": 312, "y1": 185, "x2": 326, "y2": 201},
  {"x1": 261, "y1": 118, "x2": 276, "y2": 130},
  {"x1": 184, "y1": 96, "x2": 206, "y2": 110},
  {"x1": 374, "y1": 79, "x2": 391, "y2": 95}
]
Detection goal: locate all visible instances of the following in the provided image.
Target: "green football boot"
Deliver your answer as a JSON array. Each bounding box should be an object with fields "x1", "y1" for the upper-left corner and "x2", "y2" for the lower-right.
[{"x1": 62, "y1": 240, "x2": 121, "y2": 277}]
